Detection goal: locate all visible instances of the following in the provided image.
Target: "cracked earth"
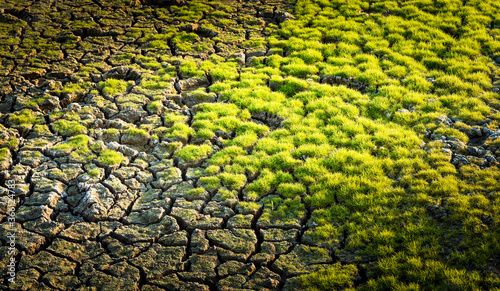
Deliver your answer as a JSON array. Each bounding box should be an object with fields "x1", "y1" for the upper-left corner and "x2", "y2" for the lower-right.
[
  {"x1": 0, "y1": 0, "x2": 330, "y2": 290},
  {"x1": 1, "y1": 0, "x2": 500, "y2": 290}
]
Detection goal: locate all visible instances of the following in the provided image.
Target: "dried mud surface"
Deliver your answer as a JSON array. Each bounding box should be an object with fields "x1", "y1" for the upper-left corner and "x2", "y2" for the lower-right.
[
  {"x1": 0, "y1": 0, "x2": 322, "y2": 290},
  {"x1": 1, "y1": 0, "x2": 500, "y2": 290}
]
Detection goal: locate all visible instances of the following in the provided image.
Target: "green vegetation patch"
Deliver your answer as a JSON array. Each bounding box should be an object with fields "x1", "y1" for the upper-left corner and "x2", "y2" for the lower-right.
[
  {"x1": 8, "y1": 109, "x2": 41, "y2": 129},
  {"x1": 184, "y1": 0, "x2": 500, "y2": 289},
  {"x1": 0, "y1": 147, "x2": 11, "y2": 163},
  {"x1": 52, "y1": 134, "x2": 95, "y2": 161},
  {"x1": 295, "y1": 262, "x2": 358, "y2": 290},
  {"x1": 98, "y1": 79, "x2": 135, "y2": 97},
  {"x1": 175, "y1": 144, "x2": 212, "y2": 163},
  {"x1": 52, "y1": 134, "x2": 90, "y2": 151},
  {"x1": 98, "y1": 149, "x2": 126, "y2": 167},
  {"x1": 52, "y1": 119, "x2": 87, "y2": 137}
]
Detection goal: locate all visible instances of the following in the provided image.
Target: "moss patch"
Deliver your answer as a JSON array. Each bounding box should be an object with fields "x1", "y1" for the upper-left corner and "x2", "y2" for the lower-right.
[{"x1": 98, "y1": 149, "x2": 126, "y2": 166}]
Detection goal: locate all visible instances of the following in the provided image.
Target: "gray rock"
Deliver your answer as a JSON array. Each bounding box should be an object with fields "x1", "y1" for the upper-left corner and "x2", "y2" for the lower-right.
[
  {"x1": 207, "y1": 229, "x2": 257, "y2": 254},
  {"x1": 178, "y1": 254, "x2": 217, "y2": 282},
  {"x1": 227, "y1": 214, "x2": 253, "y2": 229},
  {"x1": 218, "y1": 261, "x2": 255, "y2": 277},
  {"x1": 123, "y1": 207, "x2": 165, "y2": 225},
  {"x1": 261, "y1": 228, "x2": 299, "y2": 242},
  {"x1": 190, "y1": 229, "x2": 209, "y2": 254},
  {"x1": 275, "y1": 11, "x2": 295, "y2": 23},
  {"x1": 243, "y1": 267, "x2": 281, "y2": 289},
  {"x1": 203, "y1": 201, "x2": 235, "y2": 219},
  {"x1": 452, "y1": 155, "x2": 470, "y2": 166},
  {"x1": 130, "y1": 244, "x2": 186, "y2": 280},
  {"x1": 158, "y1": 230, "x2": 189, "y2": 246},
  {"x1": 16, "y1": 205, "x2": 53, "y2": 222},
  {"x1": 19, "y1": 251, "x2": 77, "y2": 275},
  {"x1": 114, "y1": 216, "x2": 179, "y2": 244},
  {"x1": 24, "y1": 191, "x2": 60, "y2": 207},
  {"x1": 75, "y1": 183, "x2": 114, "y2": 221},
  {"x1": 182, "y1": 90, "x2": 217, "y2": 107},
  {"x1": 151, "y1": 167, "x2": 182, "y2": 189},
  {"x1": 59, "y1": 222, "x2": 100, "y2": 241},
  {"x1": 175, "y1": 77, "x2": 209, "y2": 92},
  {"x1": 47, "y1": 239, "x2": 104, "y2": 263}
]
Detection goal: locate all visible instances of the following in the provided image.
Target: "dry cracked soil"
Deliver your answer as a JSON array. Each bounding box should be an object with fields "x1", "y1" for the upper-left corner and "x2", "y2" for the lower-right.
[
  {"x1": 0, "y1": 0, "x2": 324, "y2": 290},
  {"x1": 1, "y1": 0, "x2": 500, "y2": 290}
]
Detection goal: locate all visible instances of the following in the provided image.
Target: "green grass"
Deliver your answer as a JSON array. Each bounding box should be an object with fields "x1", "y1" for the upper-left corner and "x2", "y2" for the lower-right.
[
  {"x1": 88, "y1": 168, "x2": 102, "y2": 177},
  {"x1": 432, "y1": 127, "x2": 469, "y2": 142},
  {"x1": 179, "y1": 59, "x2": 205, "y2": 78},
  {"x1": 147, "y1": 100, "x2": 162, "y2": 113},
  {"x1": 8, "y1": 109, "x2": 38, "y2": 127},
  {"x1": 281, "y1": 62, "x2": 319, "y2": 77},
  {"x1": 162, "y1": 123, "x2": 193, "y2": 142},
  {"x1": 52, "y1": 134, "x2": 90, "y2": 151},
  {"x1": 219, "y1": 172, "x2": 246, "y2": 190},
  {"x1": 174, "y1": 144, "x2": 212, "y2": 163},
  {"x1": 51, "y1": 134, "x2": 95, "y2": 161},
  {"x1": 59, "y1": 82, "x2": 91, "y2": 95},
  {"x1": 52, "y1": 119, "x2": 87, "y2": 136},
  {"x1": 198, "y1": 176, "x2": 221, "y2": 191},
  {"x1": 236, "y1": 201, "x2": 262, "y2": 214},
  {"x1": 124, "y1": 128, "x2": 149, "y2": 138},
  {"x1": 98, "y1": 79, "x2": 134, "y2": 96},
  {"x1": 98, "y1": 149, "x2": 126, "y2": 166},
  {"x1": 291, "y1": 49, "x2": 324, "y2": 64},
  {"x1": 296, "y1": 262, "x2": 358, "y2": 290},
  {"x1": 210, "y1": 62, "x2": 239, "y2": 81},
  {"x1": 0, "y1": 147, "x2": 10, "y2": 161}
]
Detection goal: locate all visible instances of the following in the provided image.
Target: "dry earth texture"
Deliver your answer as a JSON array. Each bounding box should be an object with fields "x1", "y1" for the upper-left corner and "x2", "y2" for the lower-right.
[{"x1": 0, "y1": 0, "x2": 500, "y2": 290}]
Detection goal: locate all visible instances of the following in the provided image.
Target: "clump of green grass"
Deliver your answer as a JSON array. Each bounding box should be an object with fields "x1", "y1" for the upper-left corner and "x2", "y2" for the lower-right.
[
  {"x1": 175, "y1": 144, "x2": 212, "y2": 163},
  {"x1": 403, "y1": 75, "x2": 433, "y2": 92},
  {"x1": 198, "y1": 176, "x2": 220, "y2": 191},
  {"x1": 281, "y1": 61, "x2": 319, "y2": 77},
  {"x1": 323, "y1": 64, "x2": 360, "y2": 78},
  {"x1": 98, "y1": 79, "x2": 134, "y2": 97},
  {"x1": 385, "y1": 65, "x2": 407, "y2": 78},
  {"x1": 0, "y1": 147, "x2": 11, "y2": 162},
  {"x1": 356, "y1": 69, "x2": 387, "y2": 85},
  {"x1": 88, "y1": 168, "x2": 102, "y2": 177},
  {"x1": 52, "y1": 134, "x2": 90, "y2": 151},
  {"x1": 291, "y1": 49, "x2": 324, "y2": 64},
  {"x1": 97, "y1": 149, "x2": 126, "y2": 166},
  {"x1": 279, "y1": 76, "x2": 310, "y2": 96},
  {"x1": 124, "y1": 127, "x2": 149, "y2": 138},
  {"x1": 219, "y1": 172, "x2": 246, "y2": 190},
  {"x1": 58, "y1": 82, "x2": 91, "y2": 95},
  {"x1": 52, "y1": 119, "x2": 87, "y2": 136},
  {"x1": 224, "y1": 132, "x2": 257, "y2": 148},
  {"x1": 51, "y1": 134, "x2": 95, "y2": 161},
  {"x1": 179, "y1": 59, "x2": 205, "y2": 78},
  {"x1": 147, "y1": 100, "x2": 162, "y2": 113},
  {"x1": 8, "y1": 109, "x2": 39, "y2": 128},
  {"x1": 162, "y1": 123, "x2": 194, "y2": 143},
  {"x1": 210, "y1": 61, "x2": 239, "y2": 81},
  {"x1": 296, "y1": 263, "x2": 358, "y2": 290},
  {"x1": 432, "y1": 127, "x2": 469, "y2": 142},
  {"x1": 209, "y1": 146, "x2": 246, "y2": 166},
  {"x1": 277, "y1": 183, "x2": 306, "y2": 197},
  {"x1": 263, "y1": 195, "x2": 305, "y2": 219}
]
